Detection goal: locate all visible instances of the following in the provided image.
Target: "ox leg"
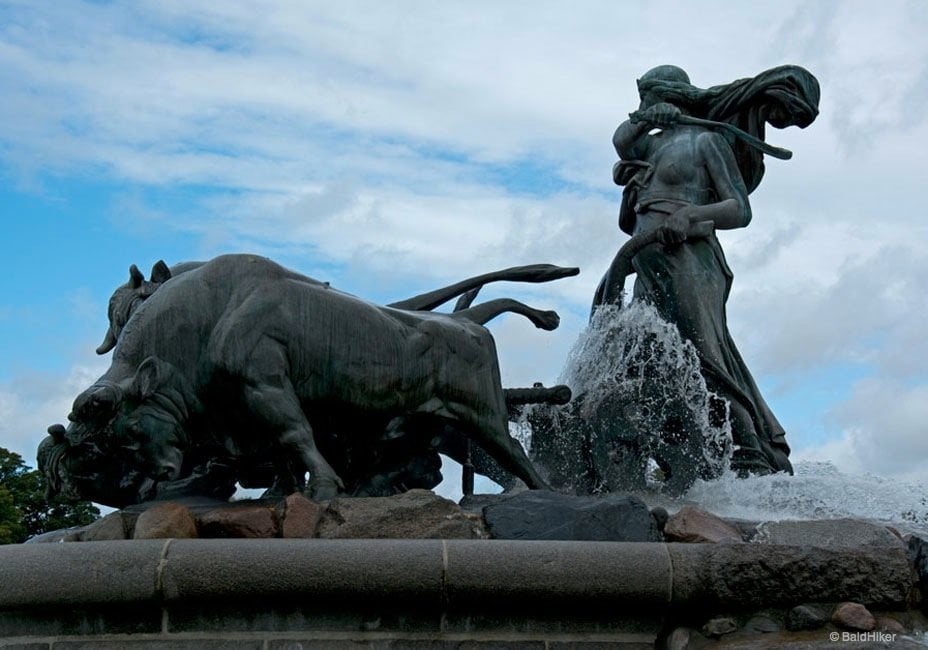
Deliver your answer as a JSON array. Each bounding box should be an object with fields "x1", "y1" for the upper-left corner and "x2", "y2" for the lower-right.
[
  {"x1": 241, "y1": 381, "x2": 343, "y2": 501},
  {"x1": 455, "y1": 408, "x2": 550, "y2": 491},
  {"x1": 211, "y1": 299, "x2": 339, "y2": 498}
]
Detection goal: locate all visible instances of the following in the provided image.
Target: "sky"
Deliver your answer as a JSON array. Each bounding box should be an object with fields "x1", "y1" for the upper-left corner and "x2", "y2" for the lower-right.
[{"x1": 1, "y1": 0, "x2": 927, "y2": 500}]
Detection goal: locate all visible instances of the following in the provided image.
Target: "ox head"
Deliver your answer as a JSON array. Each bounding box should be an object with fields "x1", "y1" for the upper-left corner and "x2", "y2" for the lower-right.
[
  {"x1": 41, "y1": 356, "x2": 200, "y2": 507},
  {"x1": 38, "y1": 421, "x2": 147, "y2": 507},
  {"x1": 96, "y1": 261, "x2": 172, "y2": 354}
]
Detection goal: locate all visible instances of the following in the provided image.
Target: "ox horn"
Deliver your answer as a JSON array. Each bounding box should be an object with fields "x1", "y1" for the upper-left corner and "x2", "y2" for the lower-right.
[
  {"x1": 128, "y1": 264, "x2": 144, "y2": 289},
  {"x1": 96, "y1": 327, "x2": 117, "y2": 355}
]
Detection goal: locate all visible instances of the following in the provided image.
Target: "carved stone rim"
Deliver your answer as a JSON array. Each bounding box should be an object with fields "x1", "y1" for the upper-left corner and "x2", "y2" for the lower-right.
[{"x1": 0, "y1": 539, "x2": 915, "y2": 612}]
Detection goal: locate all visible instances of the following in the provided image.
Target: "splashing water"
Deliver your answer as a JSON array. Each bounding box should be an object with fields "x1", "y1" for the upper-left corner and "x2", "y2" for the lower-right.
[
  {"x1": 517, "y1": 305, "x2": 928, "y2": 533},
  {"x1": 524, "y1": 302, "x2": 733, "y2": 494},
  {"x1": 680, "y1": 460, "x2": 928, "y2": 535},
  {"x1": 564, "y1": 302, "x2": 732, "y2": 473}
]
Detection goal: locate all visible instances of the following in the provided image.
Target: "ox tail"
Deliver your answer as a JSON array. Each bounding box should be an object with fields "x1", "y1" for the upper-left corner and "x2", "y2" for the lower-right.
[
  {"x1": 449, "y1": 298, "x2": 561, "y2": 330},
  {"x1": 388, "y1": 264, "x2": 579, "y2": 312}
]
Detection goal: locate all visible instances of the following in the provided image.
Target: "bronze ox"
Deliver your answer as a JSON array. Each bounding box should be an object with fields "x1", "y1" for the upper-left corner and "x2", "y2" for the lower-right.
[{"x1": 41, "y1": 254, "x2": 571, "y2": 507}]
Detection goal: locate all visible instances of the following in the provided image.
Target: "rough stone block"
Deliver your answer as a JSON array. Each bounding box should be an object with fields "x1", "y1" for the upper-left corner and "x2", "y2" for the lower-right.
[
  {"x1": 753, "y1": 518, "x2": 903, "y2": 549},
  {"x1": 668, "y1": 543, "x2": 914, "y2": 609},
  {"x1": 785, "y1": 604, "x2": 827, "y2": 631},
  {"x1": 196, "y1": 501, "x2": 279, "y2": 538},
  {"x1": 80, "y1": 511, "x2": 131, "y2": 541},
  {"x1": 457, "y1": 491, "x2": 519, "y2": 513},
  {"x1": 832, "y1": 601, "x2": 876, "y2": 631},
  {"x1": 743, "y1": 612, "x2": 779, "y2": 633},
  {"x1": 649, "y1": 506, "x2": 669, "y2": 534},
  {"x1": 663, "y1": 627, "x2": 695, "y2": 650},
  {"x1": 907, "y1": 534, "x2": 928, "y2": 611},
  {"x1": 134, "y1": 502, "x2": 198, "y2": 539},
  {"x1": 317, "y1": 490, "x2": 486, "y2": 539},
  {"x1": 482, "y1": 491, "x2": 660, "y2": 542},
  {"x1": 280, "y1": 493, "x2": 322, "y2": 538},
  {"x1": 701, "y1": 616, "x2": 737, "y2": 637},
  {"x1": 663, "y1": 505, "x2": 742, "y2": 543},
  {"x1": 877, "y1": 616, "x2": 906, "y2": 634}
]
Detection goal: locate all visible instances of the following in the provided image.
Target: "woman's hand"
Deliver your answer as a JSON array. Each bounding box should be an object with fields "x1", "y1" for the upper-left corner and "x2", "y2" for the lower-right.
[
  {"x1": 657, "y1": 207, "x2": 691, "y2": 245},
  {"x1": 631, "y1": 102, "x2": 681, "y2": 129}
]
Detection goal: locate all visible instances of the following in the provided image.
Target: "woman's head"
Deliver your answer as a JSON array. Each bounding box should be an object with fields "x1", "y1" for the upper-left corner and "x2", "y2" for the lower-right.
[
  {"x1": 640, "y1": 65, "x2": 690, "y2": 86},
  {"x1": 637, "y1": 65, "x2": 694, "y2": 110}
]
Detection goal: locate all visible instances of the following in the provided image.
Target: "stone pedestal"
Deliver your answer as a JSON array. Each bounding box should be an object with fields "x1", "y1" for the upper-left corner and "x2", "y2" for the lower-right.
[{"x1": 0, "y1": 538, "x2": 920, "y2": 648}]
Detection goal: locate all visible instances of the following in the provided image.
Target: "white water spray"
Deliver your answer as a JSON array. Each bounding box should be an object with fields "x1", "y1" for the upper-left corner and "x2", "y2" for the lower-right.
[
  {"x1": 681, "y1": 460, "x2": 928, "y2": 534},
  {"x1": 523, "y1": 302, "x2": 732, "y2": 494},
  {"x1": 520, "y1": 303, "x2": 928, "y2": 532},
  {"x1": 562, "y1": 302, "x2": 732, "y2": 478}
]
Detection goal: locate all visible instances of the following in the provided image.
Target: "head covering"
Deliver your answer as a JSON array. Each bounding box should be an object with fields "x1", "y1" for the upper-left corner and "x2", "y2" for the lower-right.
[
  {"x1": 629, "y1": 65, "x2": 820, "y2": 193},
  {"x1": 638, "y1": 64, "x2": 691, "y2": 89}
]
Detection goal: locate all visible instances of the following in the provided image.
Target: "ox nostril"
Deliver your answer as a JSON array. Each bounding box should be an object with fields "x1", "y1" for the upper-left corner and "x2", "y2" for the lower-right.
[{"x1": 158, "y1": 465, "x2": 179, "y2": 481}]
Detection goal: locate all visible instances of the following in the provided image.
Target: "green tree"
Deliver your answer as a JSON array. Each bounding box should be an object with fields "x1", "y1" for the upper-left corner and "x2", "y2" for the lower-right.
[
  {"x1": 0, "y1": 447, "x2": 99, "y2": 544},
  {"x1": 0, "y1": 485, "x2": 25, "y2": 544}
]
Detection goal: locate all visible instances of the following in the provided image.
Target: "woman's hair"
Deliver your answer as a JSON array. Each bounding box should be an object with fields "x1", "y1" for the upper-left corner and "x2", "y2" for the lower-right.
[{"x1": 637, "y1": 65, "x2": 722, "y2": 111}]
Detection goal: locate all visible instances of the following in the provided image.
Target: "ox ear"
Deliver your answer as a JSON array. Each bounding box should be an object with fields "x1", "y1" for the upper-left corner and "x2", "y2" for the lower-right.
[
  {"x1": 133, "y1": 356, "x2": 172, "y2": 400},
  {"x1": 47, "y1": 423, "x2": 67, "y2": 443},
  {"x1": 150, "y1": 260, "x2": 172, "y2": 284},
  {"x1": 128, "y1": 264, "x2": 145, "y2": 289}
]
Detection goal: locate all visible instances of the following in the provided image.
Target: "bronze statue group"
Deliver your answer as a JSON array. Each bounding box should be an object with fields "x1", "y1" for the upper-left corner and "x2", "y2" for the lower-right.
[{"x1": 39, "y1": 65, "x2": 820, "y2": 506}]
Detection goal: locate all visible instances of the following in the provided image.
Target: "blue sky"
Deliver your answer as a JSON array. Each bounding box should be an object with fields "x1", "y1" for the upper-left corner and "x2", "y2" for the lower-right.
[{"x1": 2, "y1": 1, "x2": 927, "y2": 498}]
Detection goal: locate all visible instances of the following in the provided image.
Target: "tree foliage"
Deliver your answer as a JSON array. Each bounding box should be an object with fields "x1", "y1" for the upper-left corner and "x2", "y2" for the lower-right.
[{"x1": 0, "y1": 447, "x2": 100, "y2": 544}]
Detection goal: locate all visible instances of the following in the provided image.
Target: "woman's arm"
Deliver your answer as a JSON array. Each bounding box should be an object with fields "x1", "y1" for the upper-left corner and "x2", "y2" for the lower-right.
[
  {"x1": 657, "y1": 199, "x2": 744, "y2": 245},
  {"x1": 613, "y1": 119, "x2": 652, "y2": 160},
  {"x1": 613, "y1": 101, "x2": 682, "y2": 160},
  {"x1": 670, "y1": 198, "x2": 745, "y2": 231},
  {"x1": 697, "y1": 130, "x2": 751, "y2": 229}
]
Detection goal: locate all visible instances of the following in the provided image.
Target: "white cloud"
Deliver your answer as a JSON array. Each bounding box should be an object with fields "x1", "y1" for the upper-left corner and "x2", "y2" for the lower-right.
[
  {"x1": 729, "y1": 237, "x2": 928, "y2": 376},
  {"x1": 827, "y1": 380, "x2": 928, "y2": 479},
  {"x1": 2, "y1": 0, "x2": 928, "y2": 500},
  {"x1": 0, "y1": 358, "x2": 109, "y2": 467}
]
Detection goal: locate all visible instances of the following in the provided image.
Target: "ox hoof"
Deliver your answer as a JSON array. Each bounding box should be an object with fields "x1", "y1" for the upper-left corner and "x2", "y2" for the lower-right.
[{"x1": 306, "y1": 476, "x2": 342, "y2": 501}]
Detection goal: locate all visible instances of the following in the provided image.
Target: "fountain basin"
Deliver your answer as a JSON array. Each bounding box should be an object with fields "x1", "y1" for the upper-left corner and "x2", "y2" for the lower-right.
[{"x1": 0, "y1": 538, "x2": 917, "y2": 647}]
